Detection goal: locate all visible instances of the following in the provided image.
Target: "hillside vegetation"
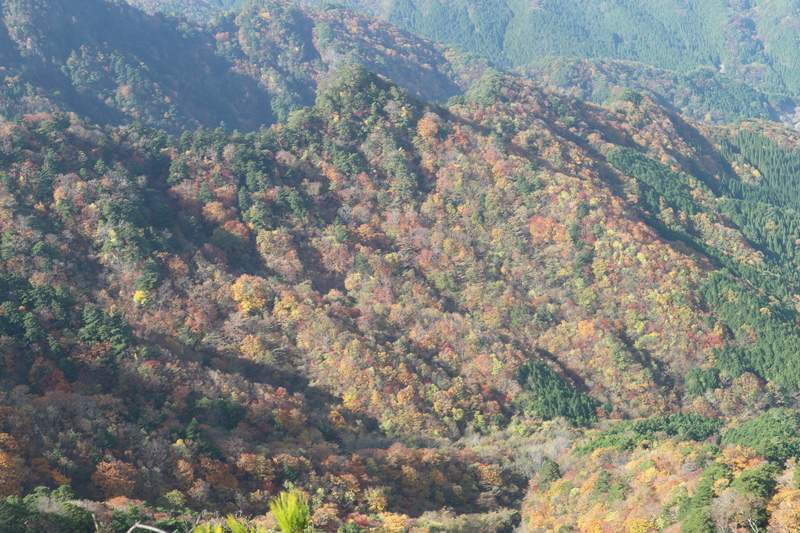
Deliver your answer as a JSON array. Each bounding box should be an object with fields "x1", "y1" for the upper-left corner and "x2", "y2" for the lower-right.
[
  {"x1": 125, "y1": 0, "x2": 244, "y2": 20},
  {"x1": 520, "y1": 58, "x2": 792, "y2": 126},
  {"x1": 0, "y1": 0, "x2": 481, "y2": 132},
  {"x1": 2, "y1": 0, "x2": 800, "y2": 531},
  {"x1": 1, "y1": 62, "x2": 800, "y2": 530},
  {"x1": 368, "y1": 0, "x2": 800, "y2": 95},
  {"x1": 119, "y1": 0, "x2": 800, "y2": 129}
]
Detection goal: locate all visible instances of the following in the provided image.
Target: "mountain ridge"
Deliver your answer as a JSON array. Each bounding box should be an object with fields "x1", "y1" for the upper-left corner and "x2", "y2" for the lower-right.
[
  {"x1": 2, "y1": 64, "x2": 800, "y2": 529},
  {"x1": 0, "y1": 0, "x2": 486, "y2": 133},
  {"x1": 2, "y1": 0, "x2": 800, "y2": 531}
]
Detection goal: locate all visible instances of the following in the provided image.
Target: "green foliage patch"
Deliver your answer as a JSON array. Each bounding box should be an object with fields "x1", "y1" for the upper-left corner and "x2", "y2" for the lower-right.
[
  {"x1": 575, "y1": 414, "x2": 722, "y2": 456},
  {"x1": 515, "y1": 361, "x2": 599, "y2": 427},
  {"x1": 721, "y1": 408, "x2": 800, "y2": 463}
]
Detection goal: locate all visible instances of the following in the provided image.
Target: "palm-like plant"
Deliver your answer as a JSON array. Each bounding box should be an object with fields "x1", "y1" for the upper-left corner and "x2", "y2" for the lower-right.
[
  {"x1": 269, "y1": 490, "x2": 311, "y2": 533},
  {"x1": 224, "y1": 515, "x2": 262, "y2": 533},
  {"x1": 193, "y1": 524, "x2": 224, "y2": 533}
]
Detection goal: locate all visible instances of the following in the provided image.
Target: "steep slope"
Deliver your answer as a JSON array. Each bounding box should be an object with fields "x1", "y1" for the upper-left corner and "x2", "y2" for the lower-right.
[
  {"x1": 130, "y1": 0, "x2": 800, "y2": 128},
  {"x1": 124, "y1": 0, "x2": 244, "y2": 20},
  {"x1": 4, "y1": 65, "x2": 800, "y2": 530},
  {"x1": 0, "y1": 0, "x2": 273, "y2": 131},
  {"x1": 519, "y1": 58, "x2": 791, "y2": 126},
  {"x1": 361, "y1": 0, "x2": 796, "y2": 93},
  {"x1": 0, "y1": 100, "x2": 527, "y2": 531},
  {"x1": 0, "y1": 0, "x2": 482, "y2": 132}
]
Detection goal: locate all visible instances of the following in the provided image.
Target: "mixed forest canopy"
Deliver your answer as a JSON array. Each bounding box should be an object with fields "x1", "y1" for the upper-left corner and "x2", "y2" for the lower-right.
[
  {"x1": 118, "y1": 0, "x2": 800, "y2": 128},
  {"x1": 3, "y1": 0, "x2": 800, "y2": 532},
  {"x1": 125, "y1": 0, "x2": 245, "y2": 20},
  {"x1": 0, "y1": 0, "x2": 482, "y2": 132}
]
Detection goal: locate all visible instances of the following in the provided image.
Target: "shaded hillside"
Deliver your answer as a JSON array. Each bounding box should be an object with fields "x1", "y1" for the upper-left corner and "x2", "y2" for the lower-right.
[
  {"x1": 124, "y1": 0, "x2": 244, "y2": 20},
  {"x1": 0, "y1": 0, "x2": 273, "y2": 131},
  {"x1": 359, "y1": 0, "x2": 800, "y2": 96},
  {"x1": 0, "y1": 0, "x2": 482, "y2": 132},
  {"x1": 212, "y1": 0, "x2": 479, "y2": 121},
  {"x1": 129, "y1": 0, "x2": 800, "y2": 129},
  {"x1": 519, "y1": 58, "x2": 792, "y2": 126}
]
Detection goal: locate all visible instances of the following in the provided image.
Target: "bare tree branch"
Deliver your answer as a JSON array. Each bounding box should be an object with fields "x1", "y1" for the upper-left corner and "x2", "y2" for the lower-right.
[{"x1": 126, "y1": 523, "x2": 172, "y2": 533}]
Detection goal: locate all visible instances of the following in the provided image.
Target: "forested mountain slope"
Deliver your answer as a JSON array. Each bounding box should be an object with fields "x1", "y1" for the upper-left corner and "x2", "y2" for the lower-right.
[
  {"x1": 357, "y1": 0, "x2": 800, "y2": 97},
  {"x1": 0, "y1": 0, "x2": 480, "y2": 132},
  {"x1": 0, "y1": 0, "x2": 273, "y2": 131},
  {"x1": 125, "y1": 0, "x2": 244, "y2": 21},
  {"x1": 123, "y1": 0, "x2": 800, "y2": 129},
  {"x1": 212, "y1": 0, "x2": 481, "y2": 121},
  {"x1": 520, "y1": 58, "x2": 792, "y2": 126},
  {"x1": 3, "y1": 63, "x2": 800, "y2": 530}
]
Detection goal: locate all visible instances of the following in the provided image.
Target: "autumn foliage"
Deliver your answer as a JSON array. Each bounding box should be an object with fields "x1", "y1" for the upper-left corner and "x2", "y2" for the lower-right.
[{"x1": 1, "y1": 58, "x2": 800, "y2": 531}]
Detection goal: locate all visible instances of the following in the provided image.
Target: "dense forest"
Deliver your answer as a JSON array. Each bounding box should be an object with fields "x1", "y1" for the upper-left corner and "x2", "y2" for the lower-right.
[
  {"x1": 0, "y1": 0, "x2": 483, "y2": 133},
  {"x1": 3, "y1": 0, "x2": 800, "y2": 532},
  {"x1": 520, "y1": 58, "x2": 790, "y2": 126},
  {"x1": 114, "y1": 0, "x2": 800, "y2": 131},
  {"x1": 353, "y1": 0, "x2": 800, "y2": 95},
  {"x1": 125, "y1": 0, "x2": 244, "y2": 21},
  {"x1": 2, "y1": 60, "x2": 800, "y2": 531}
]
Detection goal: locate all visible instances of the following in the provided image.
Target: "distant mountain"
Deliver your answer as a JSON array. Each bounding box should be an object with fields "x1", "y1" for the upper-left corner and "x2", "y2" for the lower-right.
[
  {"x1": 124, "y1": 0, "x2": 244, "y2": 20},
  {"x1": 0, "y1": 0, "x2": 483, "y2": 132},
  {"x1": 0, "y1": 0, "x2": 273, "y2": 131},
  {"x1": 520, "y1": 58, "x2": 793, "y2": 126},
  {"x1": 361, "y1": 0, "x2": 800, "y2": 97},
  {"x1": 122, "y1": 0, "x2": 800, "y2": 129},
  {"x1": 287, "y1": 0, "x2": 800, "y2": 127}
]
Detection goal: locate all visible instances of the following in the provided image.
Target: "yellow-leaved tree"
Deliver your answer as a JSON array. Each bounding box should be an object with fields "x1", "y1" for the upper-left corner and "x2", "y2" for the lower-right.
[
  {"x1": 194, "y1": 515, "x2": 269, "y2": 533},
  {"x1": 231, "y1": 274, "x2": 272, "y2": 315}
]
